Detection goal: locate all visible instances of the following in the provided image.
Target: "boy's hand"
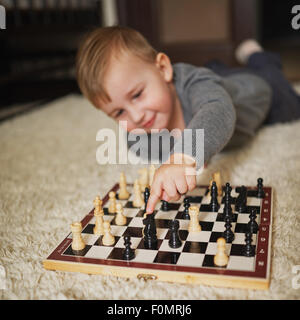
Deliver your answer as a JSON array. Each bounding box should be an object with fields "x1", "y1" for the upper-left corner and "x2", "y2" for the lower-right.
[{"x1": 146, "y1": 153, "x2": 197, "y2": 214}]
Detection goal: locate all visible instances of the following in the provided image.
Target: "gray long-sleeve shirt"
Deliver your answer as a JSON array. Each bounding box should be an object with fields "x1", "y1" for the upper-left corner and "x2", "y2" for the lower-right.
[{"x1": 127, "y1": 62, "x2": 272, "y2": 169}]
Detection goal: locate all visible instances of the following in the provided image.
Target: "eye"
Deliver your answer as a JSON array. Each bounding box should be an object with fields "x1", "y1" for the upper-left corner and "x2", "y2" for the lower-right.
[
  {"x1": 132, "y1": 89, "x2": 143, "y2": 99},
  {"x1": 115, "y1": 109, "x2": 124, "y2": 118}
]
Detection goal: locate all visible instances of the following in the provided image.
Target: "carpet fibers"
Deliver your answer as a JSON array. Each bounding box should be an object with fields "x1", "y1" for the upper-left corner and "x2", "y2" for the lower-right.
[{"x1": 0, "y1": 93, "x2": 300, "y2": 300}]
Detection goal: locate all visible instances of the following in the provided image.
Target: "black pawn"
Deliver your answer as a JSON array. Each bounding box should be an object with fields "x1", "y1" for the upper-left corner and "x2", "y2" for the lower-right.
[
  {"x1": 161, "y1": 200, "x2": 169, "y2": 211},
  {"x1": 243, "y1": 232, "x2": 255, "y2": 257},
  {"x1": 144, "y1": 187, "x2": 150, "y2": 212},
  {"x1": 168, "y1": 220, "x2": 182, "y2": 249},
  {"x1": 223, "y1": 216, "x2": 234, "y2": 243},
  {"x1": 247, "y1": 208, "x2": 259, "y2": 233},
  {"x1": 183, "y1": 197, "x2": 190, "y2": 219},
  {"x1": 257, "y1": 178, "x2": 265, "y2": 198},
  {"x1": 210, "y1": 181, "x2": 220, "y2": 212},
  {"x1": 123, "y1": 236, "x2": 135, "y2": 260}
]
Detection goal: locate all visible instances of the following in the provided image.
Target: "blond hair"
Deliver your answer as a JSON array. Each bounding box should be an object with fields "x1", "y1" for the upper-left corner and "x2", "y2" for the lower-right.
[{"x1": 76, "y1": 26, "x2": 158, "y2": 107}]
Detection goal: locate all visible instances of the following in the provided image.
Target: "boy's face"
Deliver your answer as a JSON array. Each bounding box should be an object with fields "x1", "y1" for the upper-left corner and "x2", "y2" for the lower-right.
[{"x1": 98, "y1": 51, "x2": 176, "y2": 134}]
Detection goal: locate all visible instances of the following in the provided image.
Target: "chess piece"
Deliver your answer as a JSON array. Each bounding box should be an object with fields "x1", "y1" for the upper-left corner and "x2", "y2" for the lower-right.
[
  {"x1": 214, "y1": 237, "x2": 229, "y2": 267},
  {"x1": 247, "y1": 208, "x2": 259, "y2": 233},
  {"x1": 93, "y1": 196, "x2": 104, "y2": 216},
  {"x1": 148, "y1": 165, "x2": 156, "y2": 187},
  {"x1": 118, "y1": 172, "x2": 130, "y2": 200},
  {"x1": 223, "y1": 216, "x2": 234, "y2": 243},
  {"x1": 71, "y1": 222, "x2": 85, "y2": 252},
  {"x1": 108, "y1": 191, "x2": 116, "y2": 214},
  {"x1": 188, "y1": 206, "x2": 201, "y2": 232},
  {"x1": 222, "y1": 185, "x2": 233, "y2": 221},
  {"x1": 144, "y1": 187, "x2": 150, "y2": 213},
  {"x1": 115, "y1": 203, "x2": 127, "y2": 226},
  {"x1": 235, "y1": 185, "x2": 247, "y2": 213},
  {"x1": 93, "y1": 209, "x2": 104, "y2": 235},
  {"x1": 243, "y1": 232, "x2": 255, "y2": 257},
  {"x1": 138, "y1": 167, "x2": 149, "y2": 192},
  {"x1": 161, "y1": 200, "x2": 169, "y2": 211},
  {"x1": 210, "y1": 182, "x2": 220, "y2": 212},
  {"x1": 133, "y1": 179, "x2": 144, "y2": 208},
  {"x1": 102, "y1": 221, "x2": 115, "y2": 246},
  {"x1": 123, "y1": 236, "x2": 135, "y2": 260},
  {"x1": 183, "y1": 197, "x2": 190, "y2": 219},
  {"x1": 143, "y1": 213, "x2": 157, "y2": 249},
  {"x1": 257, "y1": 177, "x2": 265, "y2": 198},
  {"x1": 168, "y1": 220, "x2": 182, "y2": 248},
  {"x1": 213, "y1": 172, "x2": 222, "y2": 196}
]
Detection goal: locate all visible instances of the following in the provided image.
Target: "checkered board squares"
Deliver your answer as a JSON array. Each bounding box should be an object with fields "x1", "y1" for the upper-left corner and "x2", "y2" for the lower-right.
[{"x1": 44, "y1": 183, "x2": 273, "y2": 290}]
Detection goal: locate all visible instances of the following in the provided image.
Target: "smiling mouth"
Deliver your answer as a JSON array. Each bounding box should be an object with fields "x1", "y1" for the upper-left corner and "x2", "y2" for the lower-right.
[{"x1": 143, "y1": 115, "x2": 156, "y2": 128}]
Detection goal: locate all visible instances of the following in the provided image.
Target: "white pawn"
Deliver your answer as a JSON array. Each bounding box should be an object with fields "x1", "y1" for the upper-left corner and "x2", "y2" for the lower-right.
[
  {"x1": 118, "y1": 172, "x2": 130, "y2": 200},
  {"x1": 133, "y1": 179, "x2": 144, "y2": 208},
  {"x1": 115, "y1": 203, "x2": 126, "y2": 226},
  {"x1": 71, "y1": 222, "x2": 85, "y2": 251},
  {"x1": 188, "y1": 206, "x2": 201, "y2": 233},
  {"x1": 102, "y1": 221, "x2": 115, "y2": 246},
  {"x1": 214, "y1": 237, "x2": 229, "y2": 267},
  {"x1": 108, "y1": 191, "x2": 116, "y2": 214},
  {"x1": 93, "y1": 210, "x2": 104, "y2": 235}
]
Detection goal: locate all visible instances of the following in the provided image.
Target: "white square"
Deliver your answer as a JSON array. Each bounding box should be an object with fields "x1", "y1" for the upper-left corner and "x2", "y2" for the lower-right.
[
  {"x1": 85, "y1": 246, "x2": 113, "y2": 259},
  {"x1": 133, "y1": 249, "x2": 158, "y2": 263},
  {"x1": 123, "y1": 208, "x2": 140, "y2": 217},
  {"x1": 177, "y1": 252, "x2": 205, "y2": 267},
  {"x1": 200, "y1": 211, "x2": 218, "y2": 222},
  {"x1": 212, "y1": 221, "x2": 228, "y2": 232},
  {"x1": 186, "y1": 231, "x2": 211, "y2": 242},
  {"x1": 110, "y1": 225, "x2": 127, "y2": 236},
  {"x1": 179, "y1": 219, "x2": 190, "y2": 230},
  {"x1": 206, "y1": 242, "x2": 231, "y2": 255},
  {"x1": 115, "y1": 236, "x2": 141, "y2": 249},
  {"x1": 68, "y1": 232, "x2": 99, "y2": 245},
  {"x1": 128, "y1": 217, "x2": 143, "y2": 227},
  {"x1": 236, "y1": 214, "x2": 250, "y2": 224},
  {"x1": 155, "y1": 210, "x2": 178, "y2": 220},
  {"x1": 156, "y1": 228, "x2": 168, "y2": 239},
  {"x1": 159, "y1": 239, "x2": 184, "y2": 252},
  {"x1": 227, "y1": 256, "x2": 255, "y2": 271},
  {"x1": 247, "y1": 197, "x2": 261, "y2": 206}
]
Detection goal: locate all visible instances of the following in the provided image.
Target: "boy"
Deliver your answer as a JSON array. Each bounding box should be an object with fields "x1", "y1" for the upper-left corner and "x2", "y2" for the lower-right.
[{"x1": 76, "y1": 26, "x2": 300, "y2": 214}]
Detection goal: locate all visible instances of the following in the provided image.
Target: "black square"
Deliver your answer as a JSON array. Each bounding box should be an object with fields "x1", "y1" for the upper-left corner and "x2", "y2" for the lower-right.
[
  {"x1": 216, "y1": 213, "x2": 238, "y2": 222},
  {"x1": 82, "y1": 224, "x2": 95, "y2": 234},
  {"x1": 124, "y1": 201, "x2": 135, "y2": 209},
  {"x1": 160, "y1": 202, "x2": 181, "y2": 211},
  {"x1": 202, "y1": 254, "x2": 226, "y2": 268},
  {"x1": 137, "y1": 239, "x2": 163, "y2": 250},
  {"x1": 209, "y1": 231, "x2": 225, "y2": 242},
  {"x1": 165, "y1": 229, "x2": 189, "y2": 241},
  {"x1": 200, "y1": 221, "x2": 214, "y2": 231},
  {"x1": 153, "y1": 251, "x2": 181, "y2": 264},
  {"x1": 107, "y1": 247, "x2": 124, "y2": 261},
  {"x1": 199, "y1": 204, "x2": 214, "y2": 212},
  {"x1": 175, "y1": 211, "x2": 189, "y2": 220},
  {"x1": 186, "y1": 196, "x2": 203, "y2": 203},
  {"x1": 183, "y1": 241, "x2": 207, "y2": 254},
  {"x1": 63, "y1": 244, "x2": 92, "y2": 256},
  {"x1": 230, "y1": 244, "x2": 256, "y2": 256},
  {"x1": 155, "y1": 219, "x2": 172, "y2": 228},
  {"x1": 123, "y1": 227, "x2": 143, "y2": 238},
  {"x1": 94, "y1": 236, "x2": 121, "y2": 246}
]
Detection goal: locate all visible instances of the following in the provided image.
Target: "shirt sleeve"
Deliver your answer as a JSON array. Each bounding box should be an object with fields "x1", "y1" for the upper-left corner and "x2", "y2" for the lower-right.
[{"x1": 171, "y1": 68, "x2": 237, "y2": 170}]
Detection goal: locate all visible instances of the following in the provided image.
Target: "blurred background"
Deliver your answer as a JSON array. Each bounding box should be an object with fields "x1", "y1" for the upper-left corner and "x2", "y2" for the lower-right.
[{"x1": 0, "y1": 0, "x2": 299, "y2": 121}]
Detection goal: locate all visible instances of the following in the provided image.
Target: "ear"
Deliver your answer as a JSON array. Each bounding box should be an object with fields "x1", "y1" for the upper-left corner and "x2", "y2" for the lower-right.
[{"x1": 155, "y1": 52, "x2": 173, "y2": 82}]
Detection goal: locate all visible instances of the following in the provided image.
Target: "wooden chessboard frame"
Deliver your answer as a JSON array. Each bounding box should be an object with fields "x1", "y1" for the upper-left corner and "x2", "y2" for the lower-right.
[{"x1": 43, "y1": 183, "x2": 273, "y2": 290}]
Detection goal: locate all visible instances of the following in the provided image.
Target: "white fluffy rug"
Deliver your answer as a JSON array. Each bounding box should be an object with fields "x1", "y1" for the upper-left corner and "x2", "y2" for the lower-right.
[{"x1": 0, "y1": 91, "x2": 300, "y2": 300}]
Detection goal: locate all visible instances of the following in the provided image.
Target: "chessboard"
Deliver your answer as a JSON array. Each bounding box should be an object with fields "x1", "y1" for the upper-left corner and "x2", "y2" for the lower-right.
[{"x1": 43, "y1": 174, "x2": 273, "y2": 290}]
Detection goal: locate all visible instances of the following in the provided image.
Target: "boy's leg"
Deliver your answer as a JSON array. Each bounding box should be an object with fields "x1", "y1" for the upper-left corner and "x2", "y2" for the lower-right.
[{"x1": 246, "y1": 51, "x2": 300, "y2": 124}]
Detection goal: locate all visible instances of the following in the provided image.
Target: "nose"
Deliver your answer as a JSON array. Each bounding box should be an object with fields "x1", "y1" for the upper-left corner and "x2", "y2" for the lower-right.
[{"x1": 128, "y1": 105, "x2": 145, "y2": 124}]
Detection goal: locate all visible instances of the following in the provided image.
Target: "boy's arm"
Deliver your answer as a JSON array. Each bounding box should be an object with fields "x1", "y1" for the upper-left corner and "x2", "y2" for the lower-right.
[{"x1": 172, "y1": 68, "x2": 237, "y2": 170}]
